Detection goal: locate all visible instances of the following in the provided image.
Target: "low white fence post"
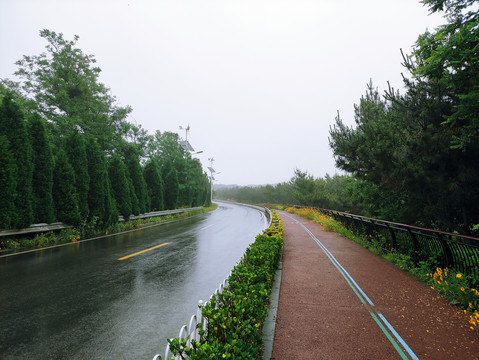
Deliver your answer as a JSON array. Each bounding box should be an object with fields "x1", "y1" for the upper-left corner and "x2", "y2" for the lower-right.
[{"x1": 152, "y1": 279, "x2": 228, "y2": 360}]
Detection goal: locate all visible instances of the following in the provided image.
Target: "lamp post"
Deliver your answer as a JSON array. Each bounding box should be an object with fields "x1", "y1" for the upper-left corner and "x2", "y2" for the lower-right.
[
  {"x1": 207, "y1": 157, "x2": 220, "y2": 205},
  {"x1": 178, "y1": 124, "x2": 201, "y2": 206}
]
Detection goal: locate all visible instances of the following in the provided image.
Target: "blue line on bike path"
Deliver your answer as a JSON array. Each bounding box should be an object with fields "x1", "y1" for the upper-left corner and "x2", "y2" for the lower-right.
[{"x1": 283, "y1": 213, "x2": 419, "y2": 360}]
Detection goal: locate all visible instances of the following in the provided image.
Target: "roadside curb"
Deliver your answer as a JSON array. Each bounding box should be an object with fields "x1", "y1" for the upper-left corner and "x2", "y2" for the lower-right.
[{"x1": 262, "y1": 251, "x2": 283, "y2": 360}]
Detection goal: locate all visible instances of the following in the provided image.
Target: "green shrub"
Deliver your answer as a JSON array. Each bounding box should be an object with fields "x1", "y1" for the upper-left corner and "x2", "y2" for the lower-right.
[{"x1": 168, "y1": 211, "x2": 284, "y2": 359}]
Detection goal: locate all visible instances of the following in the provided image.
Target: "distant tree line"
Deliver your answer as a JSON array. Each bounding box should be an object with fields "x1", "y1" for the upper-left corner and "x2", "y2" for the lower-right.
[
  {"x1": 0, "y1": 29, "x2": 210, "y2": 232},
  {"x1": 214, "y1": 170, "x2": 374, "y2": 218},
  {"x1": 218, "y1": 1, "x2": 479, "y2": 235}
]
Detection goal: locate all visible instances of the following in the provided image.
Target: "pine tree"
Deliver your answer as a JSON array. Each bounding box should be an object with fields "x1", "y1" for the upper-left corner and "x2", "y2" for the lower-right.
[
  {"x1": 29, "y1": 113, "x2": 55, "y2": 224},
  {"x1": 53, "y1": 148, "x2": 81, "y2": 225},
  {"x1": 0, "y1": 91, "x2": 34, "y2": 228}
]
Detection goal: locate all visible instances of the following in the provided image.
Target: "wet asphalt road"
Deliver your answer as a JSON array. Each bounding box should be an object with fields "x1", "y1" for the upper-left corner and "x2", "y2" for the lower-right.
[{"x1": 0, "y1": 201, "x2": 268, "y2": 359}]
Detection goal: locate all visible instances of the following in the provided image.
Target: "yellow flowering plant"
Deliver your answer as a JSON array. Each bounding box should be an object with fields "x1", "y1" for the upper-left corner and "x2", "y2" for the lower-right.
[{"x1": 426, "y1": 267, "x2": 479, "y2": 330}]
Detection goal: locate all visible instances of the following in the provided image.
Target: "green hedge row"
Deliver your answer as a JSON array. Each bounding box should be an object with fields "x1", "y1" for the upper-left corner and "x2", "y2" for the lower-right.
[{"x1": 168, "y1": 210, "x2": 284, "y2": 359}]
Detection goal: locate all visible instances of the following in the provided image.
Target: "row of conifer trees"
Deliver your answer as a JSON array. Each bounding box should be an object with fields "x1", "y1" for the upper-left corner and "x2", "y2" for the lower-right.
[{"x1": 0, "y1": 91, "x2": 211, "y2": 231}]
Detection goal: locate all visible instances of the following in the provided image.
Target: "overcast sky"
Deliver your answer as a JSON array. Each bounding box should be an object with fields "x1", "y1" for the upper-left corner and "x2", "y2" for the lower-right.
[{"x1": 0, "y1": 0, "x2": 445, "y2": 185}]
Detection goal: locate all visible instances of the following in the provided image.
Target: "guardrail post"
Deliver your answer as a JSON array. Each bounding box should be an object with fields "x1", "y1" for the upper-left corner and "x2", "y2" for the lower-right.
[
  {"x1": 359, "y1": 218, "x2": 372, "y2": 241},
  {"x1": 351, "y1": 215, "x2": 359, "y2": 233},
  {"x1": 331, "y1": 211, "x2": 338, "y2": 222},
  {"x1": 385, "y1": 224, "x2": 398, "y2": 250},
  {"x1": 435, "y1": 232, "x2": 453, "y2": 269},
  {"x1": 359, "y1": 218, "x2": 371, "y2": 237},
  {"x1": 343, "y1": 214, "x2": 351, "y2": 231},
  {"x1": 406, "y1": 228, "x2": 420, "y2": 264}
]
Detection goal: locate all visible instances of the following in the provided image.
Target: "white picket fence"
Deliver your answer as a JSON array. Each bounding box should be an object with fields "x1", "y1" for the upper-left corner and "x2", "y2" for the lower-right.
[{"x1": 152, "y1": 278, "x2": 228, "y2": 360}]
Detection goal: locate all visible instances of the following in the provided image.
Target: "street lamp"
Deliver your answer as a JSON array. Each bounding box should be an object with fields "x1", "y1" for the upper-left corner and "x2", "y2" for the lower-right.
[
  {"x1": 207, "y1": 157, "x2": 220, "y2": 204},
  {"x1": 178, "y1": 124, "x2": 202, "y2": 206}
]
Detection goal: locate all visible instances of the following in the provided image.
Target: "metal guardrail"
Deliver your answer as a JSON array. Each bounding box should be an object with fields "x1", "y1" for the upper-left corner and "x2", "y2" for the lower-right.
[
  {"x1": 0, "y1": 222, "x2": 73, "y2": 238},
  {"x1": 118, "y1": 207, "x2": 203, "y2": 222},
  {"x1": 0, "y1": 207, "x2": 204, "y2": 239},
  {"x1": 294, "y1": 206, "x2": 479, "y2": 279},
  {"x1": 152, "y1": 278, "x2": 229, "y2": 360},
  {"x1": 214, "y1": 200, "x2": 272, "y2": 228}
]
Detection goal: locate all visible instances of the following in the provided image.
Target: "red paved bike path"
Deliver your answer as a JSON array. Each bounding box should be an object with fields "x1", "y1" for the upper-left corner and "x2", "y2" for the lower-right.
[{"x1": 270, "y1": 211, "x2": 478, "y2": 360}]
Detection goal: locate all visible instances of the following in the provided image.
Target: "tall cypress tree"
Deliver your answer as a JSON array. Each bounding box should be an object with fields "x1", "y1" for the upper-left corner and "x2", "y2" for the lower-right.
[
  {"x1": 124, "y1": 145, "x2": 149, "y2": 214},
  {"x1": 0, "y1": 91, "x2": 34, "y2": 228},
  {"x1": 86, "y1": 137, "x2": 109, "y2": 228},
  {"x1": 144, "y1": 160, "x2": 164, "y2": 211},
  {"x1": 109, "y1": 154, "x2": 132, "y2": 221},
  {"x1": 104, "y1": 173, "x2": 119, "y2": 228},
  {"x1": 53, "y1": 148, "x2": 81, "y2": 225},
  {"x1": 64, "y1": 131, "x2": 90, "y2": 222},
  {"x1": 85, "y1": 137, "x2": 118, "y2": 228},
  {"x1": 126, "y1": 167, "x2": 140, "y2": 216},
  {"x1": 29, "y1": 113, "x2": 55, "y2": 224},
  {"x1": 0, "y1": 136, "x2": 16, "y2": 229},
  {"x1": 203, "y1": 173, "x2": 212, "y2": 207},
  {"x1": 162, "y1": 158, "x2": 179, "y2": 210}
]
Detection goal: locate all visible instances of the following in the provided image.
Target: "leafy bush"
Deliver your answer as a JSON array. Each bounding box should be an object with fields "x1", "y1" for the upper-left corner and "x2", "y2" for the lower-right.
[{"x1": 168, "y1": 211, "x2": 284, "y2": 359}]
